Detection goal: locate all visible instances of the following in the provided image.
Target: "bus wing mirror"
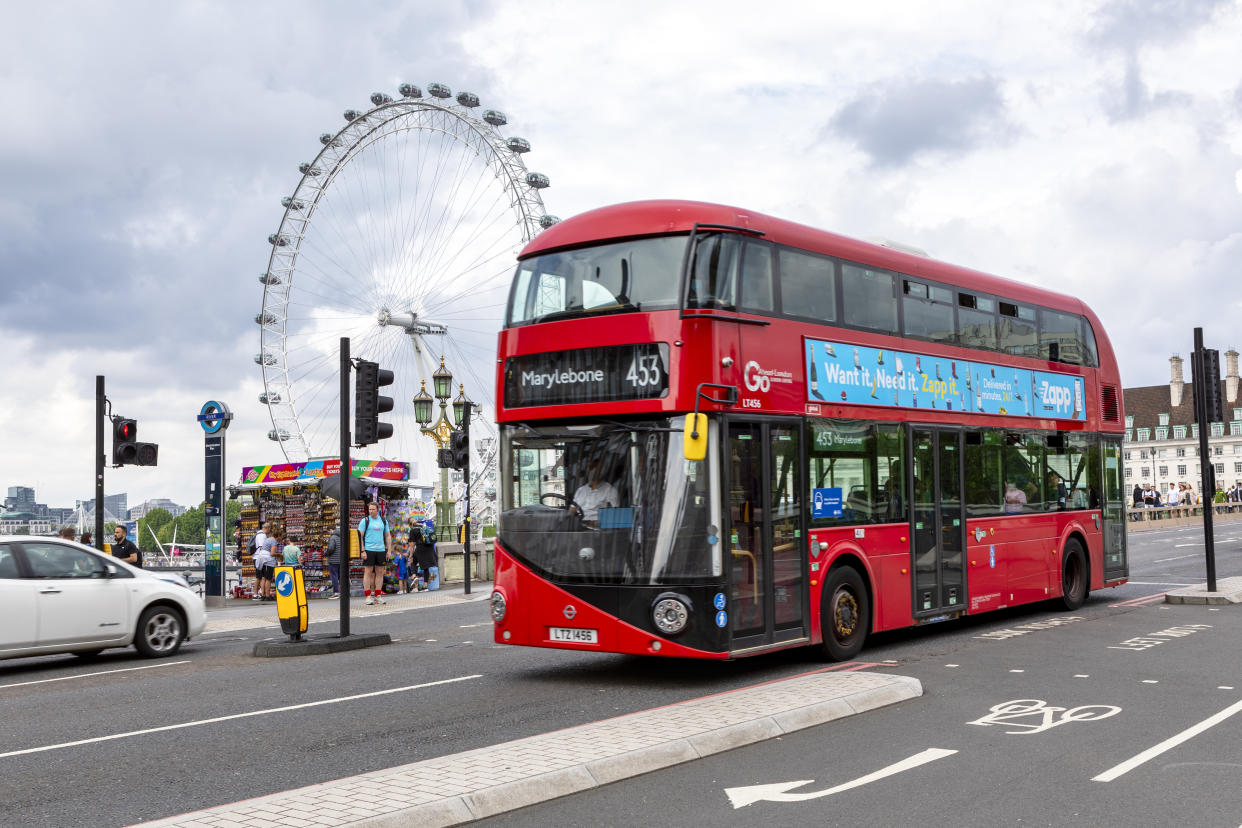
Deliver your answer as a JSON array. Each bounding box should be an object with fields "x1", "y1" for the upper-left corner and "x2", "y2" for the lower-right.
[{"x1": 684, "y1": 414, "x2": 708, "y2": 461}]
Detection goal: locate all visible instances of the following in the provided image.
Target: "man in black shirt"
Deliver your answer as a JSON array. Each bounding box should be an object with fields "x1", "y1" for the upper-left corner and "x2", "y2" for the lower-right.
[{"x1": 111, "y1": 524, "x2": 141, "y2": 567}]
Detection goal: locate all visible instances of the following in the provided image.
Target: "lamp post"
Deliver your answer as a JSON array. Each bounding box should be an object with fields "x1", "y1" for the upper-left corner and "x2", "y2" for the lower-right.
[{"x1": 413, "y1": 356, "x2": 474, "y2": 542}]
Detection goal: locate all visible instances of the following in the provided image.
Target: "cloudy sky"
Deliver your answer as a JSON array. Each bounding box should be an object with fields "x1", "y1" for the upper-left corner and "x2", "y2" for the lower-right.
[{"x1": 2, "y1": 0, "x2": 1240, "y2": 510}]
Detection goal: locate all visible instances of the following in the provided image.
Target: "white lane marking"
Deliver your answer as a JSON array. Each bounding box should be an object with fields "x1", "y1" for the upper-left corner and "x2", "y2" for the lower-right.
[
  {"x1": 1172, "y1": 543, "x2": 1200, "y2": 548},
  {"x1": 725, "y1": 748, "x2": 957, "y2": 808},
  {"x1": 0, "y1": 674, "x2": 482, "y2": 759},
  {"x1": 459, "y1": 623, "x2": 491, "y2": 628},
  {"x1": 0, "y1": 661, "x2": 190, "y2": 690},
  {"x1": 1074, "y1": 675, "x2": 1090, "y2": 678},
  {"x1": 1093, "y1": 699, "x2": 1242, "y2": 782},
  {"x1": 1126, "y1": 581, "x2": 1198, "y2": 586},
  {"x1": 1153, "y1": 554, "x2": 1198, "y2": 563},
  {"x1": 1220, "y1": 686, "x2": 1236, "y2": 690},
  {"x1": 1142, "y1": 680, "x2": 1159, "y2": 684},
  {"x1": 1010, "y1": 669, "x2": 1025, "y2": 673}
]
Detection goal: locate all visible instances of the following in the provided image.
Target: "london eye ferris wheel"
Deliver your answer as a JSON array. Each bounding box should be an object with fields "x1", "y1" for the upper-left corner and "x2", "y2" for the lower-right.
[{"x1": 256, "y1": 82, "x2": 557, "y2": 481}]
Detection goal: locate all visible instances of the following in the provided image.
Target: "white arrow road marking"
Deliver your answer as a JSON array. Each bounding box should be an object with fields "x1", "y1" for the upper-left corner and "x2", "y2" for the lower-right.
[{"x1": 725, "y1": 747, "x2": 957, "y2": 808}]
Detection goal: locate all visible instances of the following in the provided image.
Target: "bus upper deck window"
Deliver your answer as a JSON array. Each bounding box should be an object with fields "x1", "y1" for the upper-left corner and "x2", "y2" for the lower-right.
[{"x1": 687, "y1": 235, "x2": 739, "y2": 310}]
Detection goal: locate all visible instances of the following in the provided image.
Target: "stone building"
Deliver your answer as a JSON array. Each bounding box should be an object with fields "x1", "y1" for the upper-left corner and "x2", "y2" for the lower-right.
[{"x1": 1122, "y1": 350, "x2": 1242, "y2": 498}]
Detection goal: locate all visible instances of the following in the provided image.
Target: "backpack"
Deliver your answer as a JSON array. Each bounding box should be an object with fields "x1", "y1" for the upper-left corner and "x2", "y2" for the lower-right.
[{"x1": 246, "y1": 533, "x2": 258, "y2": 555}]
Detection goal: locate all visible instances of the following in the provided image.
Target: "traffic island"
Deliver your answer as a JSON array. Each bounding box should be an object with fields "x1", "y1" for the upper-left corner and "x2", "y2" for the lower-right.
[
  {"x1": 1165, "y1": 575, "x2": 1242, "y2": 605},
  {"x1": 252, "y1": 632, "x2": 392, "y2": 658}
]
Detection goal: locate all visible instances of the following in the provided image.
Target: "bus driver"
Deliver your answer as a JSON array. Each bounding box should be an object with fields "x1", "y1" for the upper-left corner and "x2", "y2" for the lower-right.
[{"x1": 570, "y1": 458, "x2": 619, "y2": 523}]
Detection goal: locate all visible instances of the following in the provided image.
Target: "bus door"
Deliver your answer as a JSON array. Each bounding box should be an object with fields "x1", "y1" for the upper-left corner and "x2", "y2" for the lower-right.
[
  {"x1": 725, "y1": 418, "x2": 808, "y2": 651},
  {"x1": 910, "y1": 427, "x2": 967, "y2": 618}
]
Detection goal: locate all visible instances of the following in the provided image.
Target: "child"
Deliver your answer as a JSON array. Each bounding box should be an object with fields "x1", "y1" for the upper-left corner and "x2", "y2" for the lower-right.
[{"x1": 394, "y1": 547, "x2": 410, "y2": 594}]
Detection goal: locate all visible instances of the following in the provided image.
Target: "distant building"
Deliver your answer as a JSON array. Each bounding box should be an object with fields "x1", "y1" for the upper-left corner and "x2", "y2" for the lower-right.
[
  {"x1": 5, "y1": 486, "x2": 36, "y2": 512},
  {"x1": 77, "y1": 494, "x2": 129, "y2": 520},
  {"x1": 1123, "y1": 351, "x2": 1242, "y2": 498}
]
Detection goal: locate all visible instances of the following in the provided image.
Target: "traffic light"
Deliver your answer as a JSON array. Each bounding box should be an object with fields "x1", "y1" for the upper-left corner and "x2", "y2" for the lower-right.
[
  {"x1": 437, "y1": 448, "x2": 455, "y2": 469},
  {"x1": 112, "y1": 417, "x2": 159, "y2": 466},
  {"x1": 1194, "y1": 347, "x2": 1224, "y2": 424},
  {"x1": 450, "y1": 425, "x2": 470, "y2": 470},
  {"x1": 354, "y1": 360, "x2": 394, "y2": 446}
]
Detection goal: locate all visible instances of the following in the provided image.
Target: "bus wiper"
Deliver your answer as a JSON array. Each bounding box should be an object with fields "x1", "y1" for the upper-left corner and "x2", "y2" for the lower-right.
[{"x1": 531, "y1": 306, "x2": 589, "y2": 324}]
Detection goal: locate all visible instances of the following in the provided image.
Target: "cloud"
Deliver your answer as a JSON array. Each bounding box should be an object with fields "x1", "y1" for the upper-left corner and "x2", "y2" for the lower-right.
[{"x1": 825, "y1": 76, "x2": 1009, "y2": 168}]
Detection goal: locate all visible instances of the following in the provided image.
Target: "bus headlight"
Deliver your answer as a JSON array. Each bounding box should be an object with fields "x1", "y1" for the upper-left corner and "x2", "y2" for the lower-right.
[
  {"x1": 490, "y1": 591, "x2": 507, "y2": 622},
  {"x1": 652, "y1": 593, "x2": 691, "y2": 636}
]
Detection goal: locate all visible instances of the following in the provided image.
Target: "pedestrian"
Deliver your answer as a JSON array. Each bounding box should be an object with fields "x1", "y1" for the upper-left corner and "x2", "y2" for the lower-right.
[
  {"x1": 282, "y1": 539, "x2": 301, "y2": 566},
  {"x1": 393, "y1": 546, "x2": 410, "y2": 594},
  {"x1": 413, "y1": 525, "x2": 438, "y2": 590},
  {"x1": 325, "y1": 527, "x2": 342, "y2": 599},
  {"x1": 110, "y1": 524, "x2": 141, "y2": 567},
  {"x1": 59, "y1": 526, "x2": 76, "y2": 540},
  {"x1": 357, "y1": 501, "x2": 391, "y2": 605},
  {"x1": 1132, "y1": 483, "x2": 1143, "y2": 508},
  {"x1": 79, "y1": 531, "x2": 92, "y2": 547},
  {"x1": 250, "y1": 522, "x2": 270, "y2": 595}
]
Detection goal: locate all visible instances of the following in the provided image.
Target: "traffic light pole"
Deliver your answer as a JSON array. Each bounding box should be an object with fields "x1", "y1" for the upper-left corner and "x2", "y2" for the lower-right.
[
  {"x1": 462, "y1": 407, "x2": 471, "y2": 596},
  {"x1": 1193, "y1": 327, "x2": 1218, "y2": 592},
  {"x1": 339, "y1": 337, "x2": 351, "y2": 637},
  {"x1": 95, "y1": 375, "x2": 105, "y2": 551}
]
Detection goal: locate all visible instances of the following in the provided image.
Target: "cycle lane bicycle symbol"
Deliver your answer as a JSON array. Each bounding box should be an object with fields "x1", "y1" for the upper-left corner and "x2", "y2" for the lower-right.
[{"x1": 967, "y1": 698, "x2": 1121, "y2": 734}]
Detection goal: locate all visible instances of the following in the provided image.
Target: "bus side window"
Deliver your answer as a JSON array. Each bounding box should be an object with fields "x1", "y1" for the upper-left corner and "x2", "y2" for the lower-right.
[
  {"x1": 687, "y1": 234, "x2": 739, "y2": 310},
  {"x1": 739, "y1": 242, "x2": 774, "y2": 313},
  {"x1": 841, "y1": 264, "x2": 898, "y2": 334},
  {"x1": 778, "y1": 248, "x2": 836, "y2": 323}
]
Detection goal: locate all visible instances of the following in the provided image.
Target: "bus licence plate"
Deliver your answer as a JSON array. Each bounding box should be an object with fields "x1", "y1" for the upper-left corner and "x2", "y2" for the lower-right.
[{"x1": 549, "y1": 626, "x2": 598, "y2": 643}]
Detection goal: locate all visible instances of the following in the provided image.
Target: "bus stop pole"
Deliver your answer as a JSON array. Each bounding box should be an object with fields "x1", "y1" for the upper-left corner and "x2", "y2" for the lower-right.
[{"x1": 340, "y1": 337, "x2": 351, "y2": 637}]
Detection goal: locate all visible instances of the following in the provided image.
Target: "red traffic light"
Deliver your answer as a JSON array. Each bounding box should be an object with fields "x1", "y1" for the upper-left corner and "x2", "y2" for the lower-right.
[{"x1": 114, "y1": 418, "x2": 137, "y2": 443}]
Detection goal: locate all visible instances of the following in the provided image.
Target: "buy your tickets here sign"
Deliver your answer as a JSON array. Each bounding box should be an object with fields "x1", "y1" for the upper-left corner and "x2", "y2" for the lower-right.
[
  {"x1": 242, "y1": 458, "x2": 409, "y2": 485},
  {"x1": 804, "y1": 338, "x2": 1085, "y2": 421}
]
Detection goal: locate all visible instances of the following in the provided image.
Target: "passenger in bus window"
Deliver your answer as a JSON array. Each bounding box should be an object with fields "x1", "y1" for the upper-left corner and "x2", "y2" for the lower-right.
[
  {"x1": 1003, "y1": 480, "x2": 1027, "y2": 514},
  {"x1": 570, "y1": 458, "x2": 620, "y2": 523},
  {"x1": 1048, "y1": 472, "x2": 1067, "y2": 511}
]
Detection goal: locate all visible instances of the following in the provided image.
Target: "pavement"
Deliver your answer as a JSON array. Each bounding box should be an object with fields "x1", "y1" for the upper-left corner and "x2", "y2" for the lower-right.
[
  {"x1": 202, "y1": 583, "x2": 491, "y2": 634},
  {"x1": 131, "y1": 666, "x2": 922, "y2": 827}
]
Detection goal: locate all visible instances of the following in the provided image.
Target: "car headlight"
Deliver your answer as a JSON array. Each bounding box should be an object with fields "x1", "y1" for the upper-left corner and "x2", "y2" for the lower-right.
[
  {"x1": 652, "y1": 593, "x2": 691, "y2": 636},
  {"x1": 490, "y1": 591, "x2": 507, "y2": 622}
]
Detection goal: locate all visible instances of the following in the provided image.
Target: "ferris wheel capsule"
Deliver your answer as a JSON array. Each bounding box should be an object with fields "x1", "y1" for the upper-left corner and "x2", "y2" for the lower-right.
[
  {"x1": 268, "y1": 429, "x2": 291, "y2": 442},
  {"x1": 298, "y1": 162, "x2": 322, "y2": 176},
  {"x1": 483, "y1": 110, "x2": 507, "y2": 126},
  {"x1": 370, "y1": 92, "x2": 394, "y2": 106},
  {"x1": 427, "y1": 82, "x2": 452, "y2": 99},
  {"x1": 343, "y1": 109, "x2": 363, "y2": 122},
  {"x1": 280, "y1": 197, "x2": 305, "y2": 211},
  {"x1": 258, "y1": 391, "x2": 282, "y2": 405},
  {"x1": 398, "y1": 83, "x2": 422, "y2": 98},
  {"x1": 319, "y1": 133, "x2": 342, "y2": 147},
  {"x1": 254, "y1": 312, "x2": 277, "y2": 326},
  {"x1": 255, "y1": 352, "x2": 277, "y2": 366},
  {"x1": 259, "y1": 272, "x2": 281, "y2": 285},
  {"x1": 456, "y1": 91, "x2": 480, "y2": 107},
  {"x1": 506, "y1": 137, "x2": 530, "y2": 153},
  {"x1": 539, "y1": 215, "x2": 561, "y2": 228},
  {"x1": 525, "y1": 172, "x2": 550, "y2": 189}
]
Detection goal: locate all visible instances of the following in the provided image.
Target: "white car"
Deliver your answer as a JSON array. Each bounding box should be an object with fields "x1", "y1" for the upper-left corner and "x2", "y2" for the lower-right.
[{"x1": 0, "y1": 536, "x2": 206, "y2": 661}]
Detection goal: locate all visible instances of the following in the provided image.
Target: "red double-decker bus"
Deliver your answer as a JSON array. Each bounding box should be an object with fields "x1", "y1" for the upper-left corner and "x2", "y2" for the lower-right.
[{"x1": 489, "y1": 200, "x2": 1127, "y2": 660}]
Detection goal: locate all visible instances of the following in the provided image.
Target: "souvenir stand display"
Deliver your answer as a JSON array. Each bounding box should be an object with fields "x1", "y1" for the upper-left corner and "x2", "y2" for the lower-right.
[{"x1": 235, "y1": 458, "x2": 414, "y2": 598}]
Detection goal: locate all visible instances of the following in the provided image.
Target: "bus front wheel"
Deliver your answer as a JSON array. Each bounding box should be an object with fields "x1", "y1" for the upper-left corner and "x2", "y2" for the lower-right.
[
  {"x1": 1058, "y1": 538, "x2": 1088, "y2": 611},
  {"x1": 821, "y1": 566, "x2": 869, "y2": 661}
]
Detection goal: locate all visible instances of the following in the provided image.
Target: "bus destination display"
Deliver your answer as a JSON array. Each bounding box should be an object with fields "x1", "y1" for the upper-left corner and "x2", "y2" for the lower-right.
[{"x1": 504, "y1": 343, "x2": 670, "y2": 407}]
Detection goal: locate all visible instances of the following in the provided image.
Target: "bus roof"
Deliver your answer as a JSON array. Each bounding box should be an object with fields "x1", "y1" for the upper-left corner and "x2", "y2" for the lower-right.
[{"x1": 521, "y1": 199, "x2": 1091, "y2": 320}]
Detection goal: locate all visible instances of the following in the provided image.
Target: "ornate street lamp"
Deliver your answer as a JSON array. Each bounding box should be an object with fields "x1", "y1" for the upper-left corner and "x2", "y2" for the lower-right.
[{"x1": 417, "y1": 357, "x2": 468, "y2": 541}]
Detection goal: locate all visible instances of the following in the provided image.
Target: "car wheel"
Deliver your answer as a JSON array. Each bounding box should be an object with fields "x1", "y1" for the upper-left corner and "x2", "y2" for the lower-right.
[
  {"x1": 134, "y1": 606, "x2": 185, "y2": 658},
  {"x1": 1058, "y1": 538, "x2": 1088, "y2": 611}
]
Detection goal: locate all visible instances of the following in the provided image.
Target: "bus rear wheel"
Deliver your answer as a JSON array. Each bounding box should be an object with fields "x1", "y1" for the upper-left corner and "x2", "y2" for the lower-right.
[
  {"x1": 822, "y1": 566, "x2": 869, "y2": 661},
  {"x1": 1058, "y1": 538, "x2": 1088, "y2": 611}
]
